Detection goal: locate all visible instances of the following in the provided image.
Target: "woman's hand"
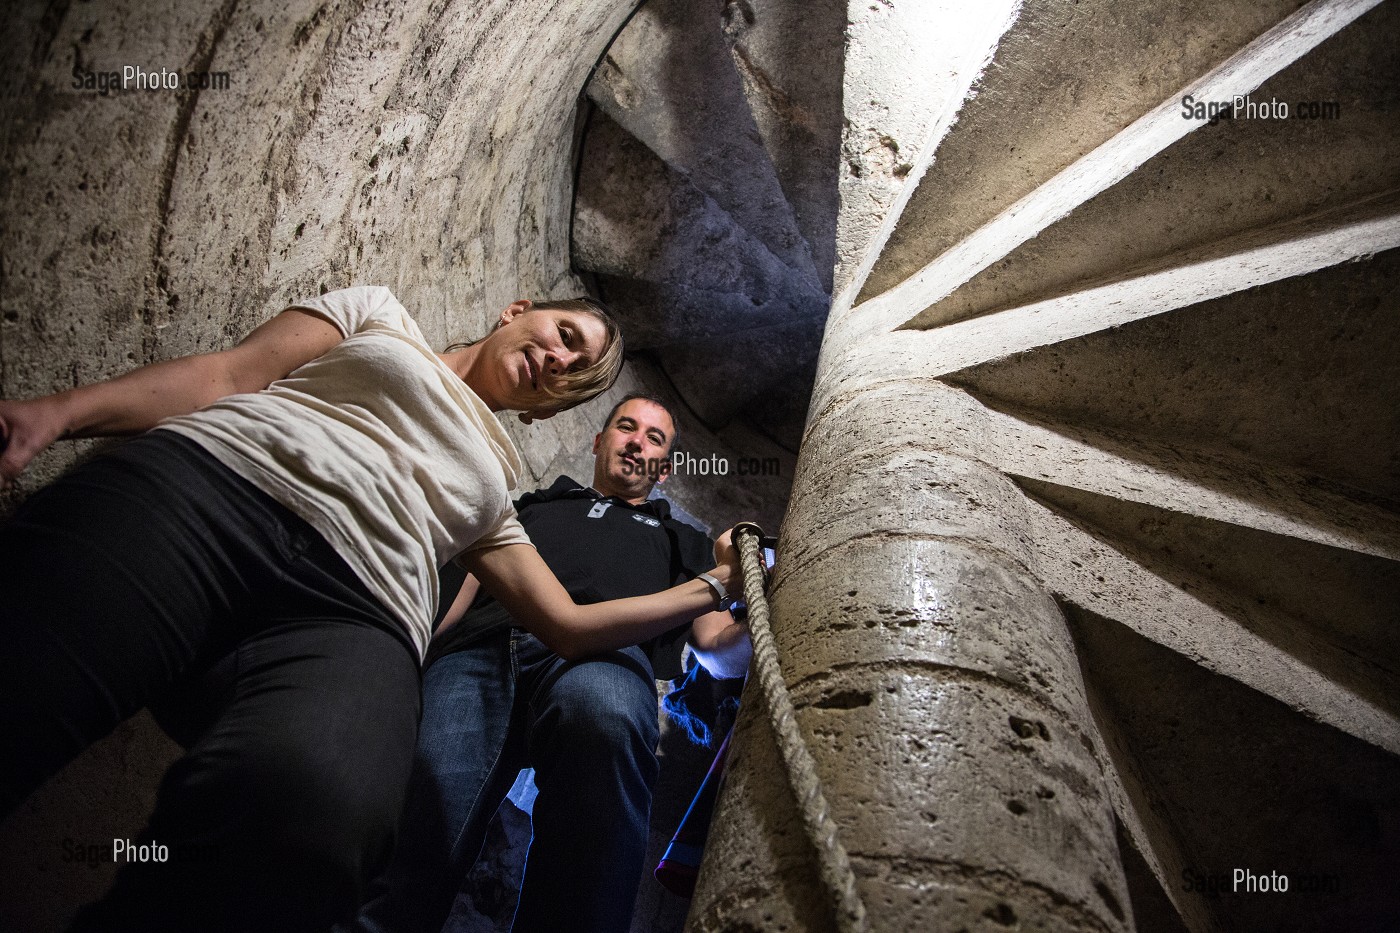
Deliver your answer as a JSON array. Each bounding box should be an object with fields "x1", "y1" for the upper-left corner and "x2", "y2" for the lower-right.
[
  {"x1": 464, "y1": 542, "x2": 730, "y2": 660},
  {"x1": 0, "y1": 395, "x2": 73, "y2": 488}
]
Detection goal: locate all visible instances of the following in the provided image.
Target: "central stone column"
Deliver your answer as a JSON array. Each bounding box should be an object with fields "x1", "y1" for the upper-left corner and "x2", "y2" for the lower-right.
[{"x1": 686, "y1": 376, "x2": 1132, "y2": 932}]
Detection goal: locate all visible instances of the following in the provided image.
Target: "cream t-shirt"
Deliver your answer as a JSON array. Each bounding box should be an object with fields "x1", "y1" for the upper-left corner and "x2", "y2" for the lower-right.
[{"x1": 160, "y1": 285, "x2": 531, "y2": 659}]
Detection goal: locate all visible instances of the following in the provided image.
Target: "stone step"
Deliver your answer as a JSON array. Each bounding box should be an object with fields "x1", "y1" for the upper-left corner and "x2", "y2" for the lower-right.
[
  {"x1": 658, "y1": 315, "x2": 820, "y2": 430},
  {"x1": 1030, "y1": 479, "x2": 1400, "y2": 684},
  {"x1": 590, "y1": 273, "x2": 826, "y2": 352},
  {"x1": 813, "y1": 189, "x2": 1400, "y2": 419},
  {"x1": 914, "y1": 0, "x2": 1400, "y2": 330},
  {"x1": 826, "y1": 0, "x2": 1023, "y2": 303},
  {"x1": 1032, "y1": 485, "x2": 1400, "y2": 755},
  {"x1": 585, "y1": 0, "x2": 821, "y2": 287},
  {"x1": 945, "y1": 244, "x2": 1400, "y2": 504},
  {"x1": 990, "y1": 397, "x2": 1400, "y2": 562},
  {"x1": 854, "y1": 0, "x2": 1329, "y2": 308},
  {"x1": 712, "y1": 0, "x2": 846, "y2": 293},
  {"x1": 1067, "y1": 596, "x2": 1400, "y2": 930},
  {"x1": 572, "y1": 108, "x2": 825, "y2": 312}
]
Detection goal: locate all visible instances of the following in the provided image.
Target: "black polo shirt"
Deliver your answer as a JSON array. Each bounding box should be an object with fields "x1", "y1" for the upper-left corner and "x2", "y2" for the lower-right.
[{"x1": 429, "y1": 475, "x2": 714, "y2": 680}]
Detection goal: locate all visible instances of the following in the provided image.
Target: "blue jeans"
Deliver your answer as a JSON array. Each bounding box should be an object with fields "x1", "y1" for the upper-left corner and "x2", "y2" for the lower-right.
[{"x1": 352, "y1": 629, "x2": 660, "y2": 933}]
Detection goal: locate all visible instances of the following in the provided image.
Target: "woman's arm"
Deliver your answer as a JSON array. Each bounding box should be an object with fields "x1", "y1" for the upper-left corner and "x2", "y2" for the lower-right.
[
  {"x1": 0, "y1": 308, "x2": 342, "y2": 486},
  {"x1": 462, "y1": 532, "x2": 742, "y2": 661}
]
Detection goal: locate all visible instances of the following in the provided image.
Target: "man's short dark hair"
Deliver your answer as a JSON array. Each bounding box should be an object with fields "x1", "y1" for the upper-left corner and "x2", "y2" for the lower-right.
[{"x1": 601, "y1": 393, "x2": 678, "y2": 456}]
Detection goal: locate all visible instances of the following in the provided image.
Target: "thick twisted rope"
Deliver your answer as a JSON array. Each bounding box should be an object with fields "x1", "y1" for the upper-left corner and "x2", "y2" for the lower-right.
[{"x1": 732, "y1": 524, "x2": 867, "y2": 933}]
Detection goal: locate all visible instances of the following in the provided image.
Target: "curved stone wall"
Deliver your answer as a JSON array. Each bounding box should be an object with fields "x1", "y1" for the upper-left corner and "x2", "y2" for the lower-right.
[{"x1": 0, "y1": 1, "x2": 637, "y2": 925}]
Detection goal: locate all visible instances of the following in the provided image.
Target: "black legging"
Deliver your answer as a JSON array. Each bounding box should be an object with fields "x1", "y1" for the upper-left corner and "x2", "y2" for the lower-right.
[{"x1": 0, "y1": 431, "x2": 422, "y2": 931}]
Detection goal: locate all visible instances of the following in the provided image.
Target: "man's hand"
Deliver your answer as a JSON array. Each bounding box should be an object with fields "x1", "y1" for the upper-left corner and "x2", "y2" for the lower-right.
[
  {"x1": 691, "y1": 609, "x2": 752, "y2": 680},
  {"x1": 0, "y1": 395, "x2": 72, "y2": 488},
  {"x1": 434, "y1": 572, "x2": 482, "y2": 638},
  {"x1": 713, "y1": 527, "x2": 736, "y2": 564},
  {"x1": 713, "y1": 527, "x2": 742, "y2": 592}
]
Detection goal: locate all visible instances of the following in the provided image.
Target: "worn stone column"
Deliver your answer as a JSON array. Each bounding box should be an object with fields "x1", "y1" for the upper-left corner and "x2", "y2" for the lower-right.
[{"x1": 687, "y1": 375, "x2": 1132, "y2": 932}]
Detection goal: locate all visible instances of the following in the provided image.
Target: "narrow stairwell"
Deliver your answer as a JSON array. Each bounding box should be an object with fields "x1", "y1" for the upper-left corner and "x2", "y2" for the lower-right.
[{"x1": 571, "y1": 0, "x2": 844, "y2": 453}]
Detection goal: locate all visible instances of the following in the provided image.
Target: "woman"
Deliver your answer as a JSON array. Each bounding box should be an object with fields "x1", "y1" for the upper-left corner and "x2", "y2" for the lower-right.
[{"x1": 0, "y1": 286, "x2": 739, "y2": 932}]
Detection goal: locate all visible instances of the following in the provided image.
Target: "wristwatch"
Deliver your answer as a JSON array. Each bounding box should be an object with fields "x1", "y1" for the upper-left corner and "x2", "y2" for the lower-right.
[{"x1": 696, "y1": 571, "x2": 736, "y2": 611}]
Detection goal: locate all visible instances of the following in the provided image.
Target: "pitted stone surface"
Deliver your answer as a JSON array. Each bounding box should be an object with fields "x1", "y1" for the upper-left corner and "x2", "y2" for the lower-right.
[
  {"x1": 771, "y1": 537, "x2": 1089, "y2": 722},
  {"x1": 687, "y1": 686, "x2": 856, "y2": 933},
  {"x1": 853, "y1": 862, "x2": 1123, "y2": 933},
  {"x1": 695, "y1": 364, "x2": 1131, "y2": 929},
  {"x1": 789, "y1": 673, "x2": 1119, "y2": 883},
  {"x1": 694, "y1": 586, "x2": 1128, "y2": 932},
  {"x1": 777, "y1": 446, "x2": 1042, "y2": 577}
]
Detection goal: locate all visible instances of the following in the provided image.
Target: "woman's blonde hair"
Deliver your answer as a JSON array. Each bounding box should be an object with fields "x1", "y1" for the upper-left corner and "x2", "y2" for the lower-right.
[{"x1": 448, "y1": 297, "x2": 624, "y2": 412}]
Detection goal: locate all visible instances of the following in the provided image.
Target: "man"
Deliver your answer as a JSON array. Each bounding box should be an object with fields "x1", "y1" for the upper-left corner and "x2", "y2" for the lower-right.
[{"x1": 352, "y1": 394, "x2": 750, "y2": 933}]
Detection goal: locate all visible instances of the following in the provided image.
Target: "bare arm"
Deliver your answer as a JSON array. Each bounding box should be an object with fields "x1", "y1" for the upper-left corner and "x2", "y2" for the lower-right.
[
  {"x1": 462, "y1": 532, "x2": 742, "y2": 661},
  {"x1": 434, "y1": 572, "x2": 483, "y2": 638},
  {"x1": 0, "y1": 308, "x2": 342, "y2": 486},
  {"x1": 690, "y1": 609, "x2": 752, "y2": 680}
]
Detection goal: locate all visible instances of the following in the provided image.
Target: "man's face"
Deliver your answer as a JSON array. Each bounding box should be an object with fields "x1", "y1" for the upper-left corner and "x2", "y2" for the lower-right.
[{"x1": 592, "y1": 399, "x2": 675, "y2": 500}]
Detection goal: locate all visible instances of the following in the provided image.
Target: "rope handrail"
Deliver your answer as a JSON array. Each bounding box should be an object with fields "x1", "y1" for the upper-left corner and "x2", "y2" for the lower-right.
[{"x1": 731, "y1": 522, "x2": 868, "y2": 933}]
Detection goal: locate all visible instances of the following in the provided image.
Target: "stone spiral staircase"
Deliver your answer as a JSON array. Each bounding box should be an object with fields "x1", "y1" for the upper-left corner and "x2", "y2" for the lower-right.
[
  {"x1": 594, "y1": 1, "x2": 1400, "y2": 930},
  {"x1": 571, "y1": 0, "x2": 846, "y2": 453},
  {"x1": 0, "y1": 0, "x2": 1395, "y2": 929}
]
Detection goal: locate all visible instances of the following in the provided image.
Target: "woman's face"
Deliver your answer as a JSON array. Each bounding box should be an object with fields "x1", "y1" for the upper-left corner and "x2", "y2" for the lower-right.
[{"x1": 467, "y1": 301, "x2": 609, "y2": 417}]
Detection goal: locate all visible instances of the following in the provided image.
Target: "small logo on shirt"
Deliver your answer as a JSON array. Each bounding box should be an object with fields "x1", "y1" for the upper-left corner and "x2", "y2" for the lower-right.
[{"x1": 632, "y1": 513, "x2": 661, "y2": 527}]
